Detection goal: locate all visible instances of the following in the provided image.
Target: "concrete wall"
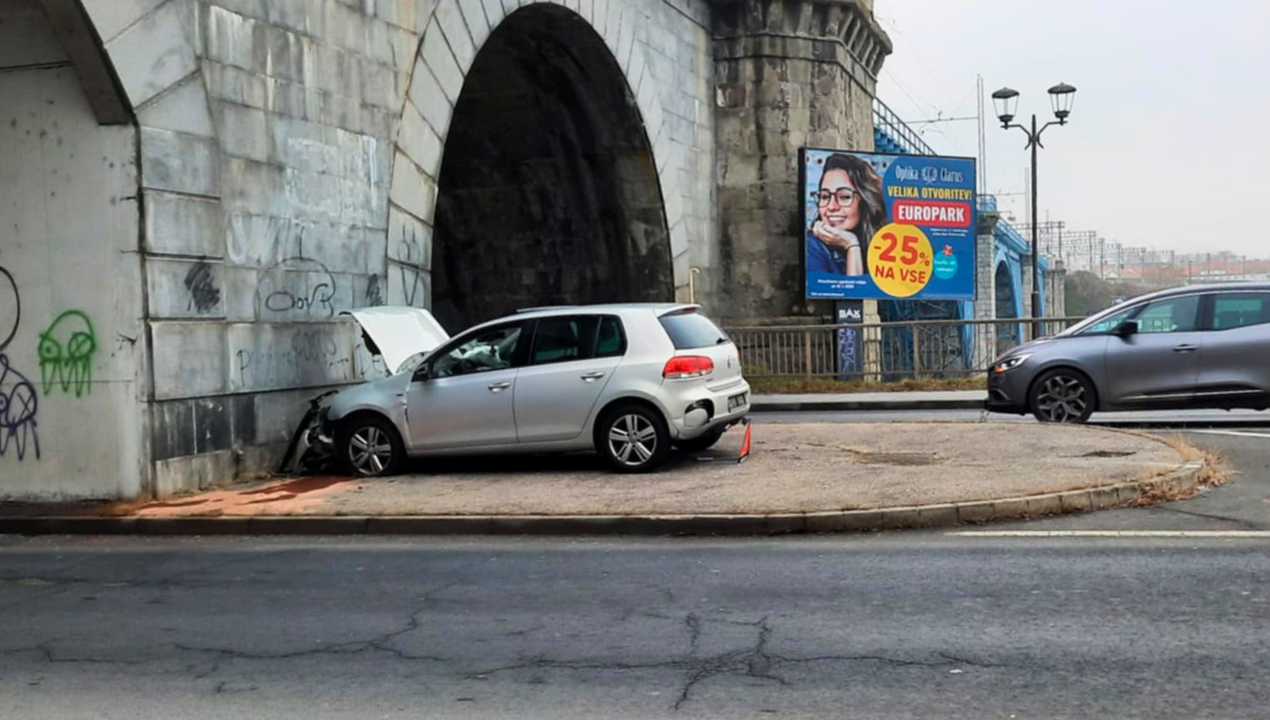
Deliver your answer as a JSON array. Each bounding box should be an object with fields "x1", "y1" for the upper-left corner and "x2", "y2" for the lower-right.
[{"x1": 0, "y1": 0, "x2": 146, "y2": 499}]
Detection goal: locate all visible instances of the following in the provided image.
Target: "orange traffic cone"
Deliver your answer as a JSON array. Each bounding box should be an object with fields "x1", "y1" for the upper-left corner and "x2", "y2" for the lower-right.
[{"x1": 737, "y1": 419, "x2": 752, "y2": 464}]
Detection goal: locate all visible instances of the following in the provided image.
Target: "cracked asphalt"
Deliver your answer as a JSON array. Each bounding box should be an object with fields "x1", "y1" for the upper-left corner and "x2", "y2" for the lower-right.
[{"x1": 1, "y1": 418, "x2": 1268, "y2": 719}]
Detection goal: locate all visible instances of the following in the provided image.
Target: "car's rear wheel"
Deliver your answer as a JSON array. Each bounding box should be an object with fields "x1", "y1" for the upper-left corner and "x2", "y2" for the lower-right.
[
  {"x1": 673, "y1": 426, "x2": 726, "y2": 453},
  {"x1": 1029, "y1": 369, "x2": 1095, "y2": 424},
  {"x1": 338, "y1": 415, "x2": 405, "y2": 477},
  {"x1": 598, "y1": 405, "x2": 670, "y2": 473}
]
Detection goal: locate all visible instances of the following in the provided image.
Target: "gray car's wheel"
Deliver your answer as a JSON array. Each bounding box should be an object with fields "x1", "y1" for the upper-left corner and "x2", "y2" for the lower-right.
[
  {"x1": 338, "y1": 415, "x2": 405, "y2": 477},
  {"x1": 598, "y1": 404, "x2": 670, "y2": 473},
  {"x1": 1029, "y1": 369, "x2": 1095, "y2": 424}
]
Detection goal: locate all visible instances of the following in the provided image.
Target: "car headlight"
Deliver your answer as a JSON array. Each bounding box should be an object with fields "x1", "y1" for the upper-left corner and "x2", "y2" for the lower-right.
[{"x1": 992, "y1": 354, "x2": 1031, "y2": 374}]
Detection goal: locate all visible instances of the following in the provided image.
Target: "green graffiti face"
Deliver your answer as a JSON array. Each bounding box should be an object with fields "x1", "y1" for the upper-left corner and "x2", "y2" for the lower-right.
[{"x1": 37, "y1": 310, "x2": 97, "y2": 398}]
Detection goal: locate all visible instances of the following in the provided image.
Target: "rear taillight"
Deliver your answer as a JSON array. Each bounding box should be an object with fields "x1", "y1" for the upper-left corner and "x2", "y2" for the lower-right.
[{"x1": 663, "y1": 355, "x2": 714, "y2": 380}]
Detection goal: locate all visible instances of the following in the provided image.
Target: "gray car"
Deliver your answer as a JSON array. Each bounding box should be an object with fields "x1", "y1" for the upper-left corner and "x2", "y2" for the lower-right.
[
  {"x1": 299, "y1": 304, "x2": 751, "y2": 476},
  {"x1": 987, "y1": 283, "x2": 1270, "y2": 423}
]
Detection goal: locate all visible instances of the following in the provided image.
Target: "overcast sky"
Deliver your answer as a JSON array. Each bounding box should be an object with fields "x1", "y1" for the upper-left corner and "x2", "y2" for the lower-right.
[{"x1": 874, "y1": 0, "x2": 1270, "y2": 259}]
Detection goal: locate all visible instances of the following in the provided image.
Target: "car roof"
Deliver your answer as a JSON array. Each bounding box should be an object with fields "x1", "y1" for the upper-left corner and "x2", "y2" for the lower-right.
[
  {"x1": 1117, "y1": 282, "x2": 1270, "y2": 306},
  {"x1": 464, "y1": 303, "x2": 701, "y2": 332}
]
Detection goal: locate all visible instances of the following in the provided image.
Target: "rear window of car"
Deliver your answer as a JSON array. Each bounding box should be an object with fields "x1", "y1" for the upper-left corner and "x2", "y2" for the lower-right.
[{"x1": 658, "y1": 311, "x2": 729, "y2": 349}]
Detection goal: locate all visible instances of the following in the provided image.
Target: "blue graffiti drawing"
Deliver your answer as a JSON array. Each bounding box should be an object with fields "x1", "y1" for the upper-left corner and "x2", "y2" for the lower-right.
[
  {"x1": 0, "y1": 265, "x2": 39, "y2": 460},
  {"x1": 0, "y1": 356, "x2": 40, "y2": 461},
  {"x1": 838, "y1": 327, "x2": 859, "y2": 374},
  {"x1": 37, "y1": 310, "x2": 97, "y2": 398}
]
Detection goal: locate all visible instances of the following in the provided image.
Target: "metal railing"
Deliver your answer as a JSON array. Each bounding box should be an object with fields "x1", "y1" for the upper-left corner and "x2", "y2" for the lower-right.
[{"x1": 724, "y1": 317, "x2": 1085, "y2": 380}]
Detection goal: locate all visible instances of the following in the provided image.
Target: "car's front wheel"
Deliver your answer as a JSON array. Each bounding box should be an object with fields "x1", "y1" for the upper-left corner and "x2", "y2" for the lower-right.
[
  {"x1": 1029, "y1": 369, "x2": 1095, "y2": 424},
  {"x1": 598, "y1": 405, "x2": 670, "y2": 473},
  {"x1": 338, "y1": 415, "x2": 405, "y2": 477}
]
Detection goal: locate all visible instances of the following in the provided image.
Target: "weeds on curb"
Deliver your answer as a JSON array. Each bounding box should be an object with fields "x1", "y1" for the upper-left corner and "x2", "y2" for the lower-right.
[
  {"x1": 747, "y1": 376, "x2": 985, "y2": 394},
  {"x1": 1134, "y1": 435, "x2": 1230, "y2": 506}
]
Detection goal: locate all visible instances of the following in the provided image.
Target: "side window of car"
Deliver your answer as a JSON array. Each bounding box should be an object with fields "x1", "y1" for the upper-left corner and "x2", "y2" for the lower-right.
[
  {"x1": 530, "y1": 316, "x2": 598, "y2": 366},
  {"x1": 431, "y1": 325, "x2": 522, "y2": 378},
  {"x1": 1080, "y1": 306, "x2": 1135, "y2": 335},
  {"x1": 593, "y1": 316, "x2": 626, "y2": 358},
  {"x1": 1133, "y1": 295, "x2": 1201, "y2": 334},
  {"x1": 1211, "y1": 293, "x2": 1270, "y2": 330}
]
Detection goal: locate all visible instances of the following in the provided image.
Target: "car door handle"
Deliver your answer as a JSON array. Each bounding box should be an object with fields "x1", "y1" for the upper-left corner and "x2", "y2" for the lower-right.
[
  {"x1": 487, "y1": 381, "x2": 511, "y2": 392},
  {"x1": 1173, "y1": 344, "x2": 1198, "y2": 353},
  {"x1": 580, "y1": 371, "x2": 606, "y2": 382}
]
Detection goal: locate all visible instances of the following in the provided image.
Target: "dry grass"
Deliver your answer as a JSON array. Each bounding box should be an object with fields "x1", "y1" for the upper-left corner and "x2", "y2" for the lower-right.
[
  {"x1": 747, "y1": 375, "x2": 986, "y2": 394},
  {"x1": 1133, "y1": 434, "x2": 1231, "y2": 506}
]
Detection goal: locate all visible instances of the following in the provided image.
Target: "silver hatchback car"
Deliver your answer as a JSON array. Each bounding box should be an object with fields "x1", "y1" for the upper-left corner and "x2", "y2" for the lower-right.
[
  {"x1": 302, "y1": 304, "x2": 751, "y2": 476},
  {"x1": 987, "y1": 283, "x2": 1270, "y2": 423}
]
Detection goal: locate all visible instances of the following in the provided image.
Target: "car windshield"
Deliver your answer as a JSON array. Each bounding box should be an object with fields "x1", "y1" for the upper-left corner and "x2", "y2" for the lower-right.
[{"x1": 659, "y1": 310, "x2": 729, "y2": 349}]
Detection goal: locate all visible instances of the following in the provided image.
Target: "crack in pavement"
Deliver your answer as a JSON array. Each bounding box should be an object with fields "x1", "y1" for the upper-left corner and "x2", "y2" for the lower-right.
[
  {"x1": 465, "y1": 615, "x2": 1011, "y2": 712},
  {"x1": 172, "y1": 581, "x2": 460, "y2": 671}
]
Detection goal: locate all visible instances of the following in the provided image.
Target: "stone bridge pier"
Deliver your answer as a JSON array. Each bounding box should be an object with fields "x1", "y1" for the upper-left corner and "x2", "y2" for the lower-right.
[{"x1": 0, "y1": 0, "x2": 889, "y2": 499}]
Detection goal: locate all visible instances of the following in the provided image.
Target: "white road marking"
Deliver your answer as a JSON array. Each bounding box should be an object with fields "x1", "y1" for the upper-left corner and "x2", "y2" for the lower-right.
[
  {"x1": 949, "y1": 530, "x2": 1270, "y2": 538},
  {"x1": 1188, "y1": 429, "x2": 1270, "y2": 440}
]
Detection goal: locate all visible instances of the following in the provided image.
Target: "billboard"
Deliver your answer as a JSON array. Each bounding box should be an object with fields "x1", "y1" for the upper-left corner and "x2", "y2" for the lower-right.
[{"x1": 802, "y1": 148, "x2": 977, "y2": 300}]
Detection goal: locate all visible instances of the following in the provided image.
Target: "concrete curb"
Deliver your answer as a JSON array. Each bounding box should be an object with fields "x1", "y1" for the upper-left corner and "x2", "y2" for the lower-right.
[
  {"x1": 751, "y1": 399, "x2": 986, "y2": 412},
  {"x1": 0, "y1": 461, "x2": 1204, "y2": 537}
]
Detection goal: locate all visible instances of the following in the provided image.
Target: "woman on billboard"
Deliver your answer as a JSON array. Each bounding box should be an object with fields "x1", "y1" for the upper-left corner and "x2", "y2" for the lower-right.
[{"x1": 805, "y1": 153, "x2": 887, "y2": 276}]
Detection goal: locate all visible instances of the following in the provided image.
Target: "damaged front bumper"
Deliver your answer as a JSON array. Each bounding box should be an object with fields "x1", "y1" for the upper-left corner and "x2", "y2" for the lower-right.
[{"x1": 279, "y1": 390, "x2": 339, "y2": 475}]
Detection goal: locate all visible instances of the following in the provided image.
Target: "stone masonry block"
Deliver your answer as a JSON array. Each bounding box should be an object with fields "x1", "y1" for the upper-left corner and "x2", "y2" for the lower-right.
[
  {"x1": 136, "y1": 75, "x2": 216, "y2": 137},
  {"x1": 146, "y1": 258, "x2": 227, "y2": 319},
  {"x1": 481, "y1": 0, "x2": 505, "y2": 29},
  {"x1": 228, "y1": 322, "x2": 359, "y2": 393},
  {"x1": 389, "y1": 151, "x2": 437, "y2": 224},
  {"x1": 407, "y1": 56, "x2": 454, "y2": 137},
  {"x1": 435, "y1": 0, "x2": 476, "y2": 69},
  {"x1": 457, "y1": 0, "x2": 491, "y2": 47},
  {"x1": 145, "y1": 190, "x2": 224, "y2": 257},
  {"x1": 398, "y1": 101, "x2": 444, "y2": 177},
  {"x1": 152, "y1": 321, "x2": 229, "y2": 400},
  {"x1": 205, "y1": 4, "x2": 256, "y2": 70},
  {"x1": 388, "y1": 204, "x2": 433, "y2": 266},
  {"x1": 141, "y1": 127, "x2": 221, "y2": 197},
  {"x1": 214, "y1": 101, "x2": 269, "y2": 162},
  {"x1": 106, "y1": 0, "x2": 199, "y2": 107},
  {"x1": 420, "y1": 23, "x2": 464, "y2": 102},
  {"x1": 81, "y1": 0, "x2": 168, "y2": 44}
]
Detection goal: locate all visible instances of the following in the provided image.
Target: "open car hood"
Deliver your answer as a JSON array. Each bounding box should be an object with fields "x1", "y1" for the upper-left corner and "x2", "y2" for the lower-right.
[{"x1": 342, "y1": 307, "x2": 449, "y2": 375}]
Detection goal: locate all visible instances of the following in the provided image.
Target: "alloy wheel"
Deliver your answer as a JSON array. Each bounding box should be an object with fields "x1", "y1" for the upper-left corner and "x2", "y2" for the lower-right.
[
  {"x1": 1035, "y1": 374, "x2": 1088, "y2": 423},
  {"x1": 608, "y1": 414, "x2": 658, "y2": 466},
  {"x1": 348, "y1": 425, "x2": 393, "y2": 475}
]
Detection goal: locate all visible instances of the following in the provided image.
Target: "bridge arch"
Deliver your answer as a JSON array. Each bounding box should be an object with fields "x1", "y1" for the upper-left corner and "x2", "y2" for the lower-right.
[{"x1": 387, "y1": 0, "x2": 680, "y2": 327}]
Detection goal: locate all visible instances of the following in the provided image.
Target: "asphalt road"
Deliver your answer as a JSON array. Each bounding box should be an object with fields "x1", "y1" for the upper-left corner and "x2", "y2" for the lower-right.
[{"x1": 2, "y1": 412, "x2": 1268, "y2": 719}]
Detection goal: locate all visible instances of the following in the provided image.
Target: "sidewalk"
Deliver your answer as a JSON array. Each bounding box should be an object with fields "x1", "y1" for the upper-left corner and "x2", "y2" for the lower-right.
[
  {"x1": 752, "y1": 390, "x2": 987, "y2": 412},
  {"x1": 0, "y1": 422, "x2": 1203, "y2": 536}
]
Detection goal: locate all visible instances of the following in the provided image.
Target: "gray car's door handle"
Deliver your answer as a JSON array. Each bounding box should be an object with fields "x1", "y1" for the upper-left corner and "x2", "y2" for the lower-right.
[
  {"x1": 1173, "y1": 344, "x2": 1198, "y2": 353},
  {"x1": 487, "y1": 381, "x2": 511, "y2": 392},
  {"x1": 580, "y1": 371, "x2": 606, "y2": 382}
]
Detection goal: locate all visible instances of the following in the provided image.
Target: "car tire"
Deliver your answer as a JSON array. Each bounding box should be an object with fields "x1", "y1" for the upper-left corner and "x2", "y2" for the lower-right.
[
  {"x1": 597, "y1": 404, "x2": 670, "y2": 473},
  {"x1": 673, "y1": 426, "x2": 726, "y2": 453},
  {"x1": 338, "y1": 415, "x2": 405, "y2": 477},
  {"x1": 1029, "y1": 369, "x2": 1095, "y2": 424}
]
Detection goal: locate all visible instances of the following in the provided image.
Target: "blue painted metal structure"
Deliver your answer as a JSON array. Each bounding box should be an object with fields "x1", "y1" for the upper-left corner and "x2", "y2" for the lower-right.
[{"x1": 872, "y1": 99, "x2": 1048, "y2": 373}]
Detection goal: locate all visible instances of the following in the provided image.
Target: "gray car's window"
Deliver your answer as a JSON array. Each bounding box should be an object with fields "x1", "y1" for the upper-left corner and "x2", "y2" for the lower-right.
[
  {"x1": 594, "y1": 316, "x2": 625, "y2": 358},
  {"x1": 1134, "y1": 295, "x2": 1200, "y2": 334},
  {"x1": 431, "y1": 325, "x2": 522, "y2": 378},
  {"x1": 1212, "y1": 293, "x2": 1270, "y2": 330},
  {"x1": 1079, "y1": 306, "x2": 1136, "y2": 335}
]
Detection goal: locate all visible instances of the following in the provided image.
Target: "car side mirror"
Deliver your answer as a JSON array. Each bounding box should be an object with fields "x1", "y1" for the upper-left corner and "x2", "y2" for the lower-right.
[
  {"x1": 412, "y1": 362, "x2": 431, "y2": 382},
  {"x1": 1114, "y1": 320, "x2": 1139, "y2": 338}
]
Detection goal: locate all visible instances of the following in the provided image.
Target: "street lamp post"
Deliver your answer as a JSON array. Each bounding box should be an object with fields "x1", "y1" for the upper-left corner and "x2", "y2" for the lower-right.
[{"x1": 991, "y1": 83, "x2": 1077, "y2": 339}]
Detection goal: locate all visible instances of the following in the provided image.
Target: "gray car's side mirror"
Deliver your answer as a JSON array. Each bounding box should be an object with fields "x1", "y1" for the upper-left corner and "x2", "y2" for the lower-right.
[
  {"x1": 1114, "y1": 320, "x2": 1139, "y2": 338},
  {"x1": 412, "y1": 363, "x2": 431, "y2": 382}
]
